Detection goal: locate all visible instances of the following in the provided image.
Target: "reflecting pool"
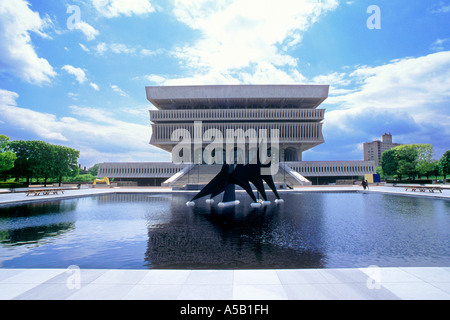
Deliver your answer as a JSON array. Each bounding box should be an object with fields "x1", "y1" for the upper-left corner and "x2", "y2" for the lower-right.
[{"x1": 0, "y1": 192, "x2": 449, "y2": 269}]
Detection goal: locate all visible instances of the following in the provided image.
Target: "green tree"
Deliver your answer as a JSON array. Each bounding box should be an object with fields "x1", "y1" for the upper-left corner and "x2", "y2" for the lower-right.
[
  {"x1": 8, "y1": 140, "x2": 80, "y2": 185},
  {"x1": 397, "y1": 159, "x2": 417, "y2": 180},
  {"x1": 33, "y1": 141, "x2": 55, "y2": 186},
  {"x1": 0, "y1": 135, "x2": 17, "y2": 179},
  {"x1": 392, "y1": 145, "x2": 419, "y2": 180},
  {"x1": 439, "y1": 150, "x2": 450, "y2": 181},
  {"x1": 52, "y1": 145, "x2": 80, "y2": 186},
  {"x1": 380, "y1": 149, "x2": 398, "y2": 179},
  {"x1": 415, "y1": 144, "x2": 435, "y2": 179},
  {"x1": 428, "y1": 160, "x2": 441, "y2": 179},
  {"x1": 88, "y1": 164, "x2": 99, "y2": 176},
  {"x1": 8, "y1": 140, "x2": 35, "y2": 183}
]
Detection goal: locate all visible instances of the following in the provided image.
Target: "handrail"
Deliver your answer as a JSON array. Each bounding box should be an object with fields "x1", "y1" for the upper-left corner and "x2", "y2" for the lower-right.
[
  {"x1": 162, "y1": 164, "x2": 194, "y2": 186},
  {"x1": 279, "y1": 163, "x2": 312, "y2": 186}
]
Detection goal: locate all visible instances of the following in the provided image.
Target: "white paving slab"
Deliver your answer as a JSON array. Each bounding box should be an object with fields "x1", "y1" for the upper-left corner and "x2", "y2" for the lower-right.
[
  {"x1": 185, "y1": 270, "x2": 234, "y2": 285},
  {"x1": 380, "y1": 282, "x2": 450, "y2": 300},
  {"x1": 233, "y1": 284, "x2": 288, "y2": 300},
  {"x1": 1, "y1": 267, "x2": 449, "y2": 300},
  {"x1": 234, "y1": 270, "x2": 281, "y2": 285},
  {"x1": 123, "y1": 284, "x2": 184, "y2": 300},
  {"x1": 138, "y1": 270, "x2": 191, "y2": 285},
  {"x1": 178, "y1": 284, "x2": 233, "y2": 300}
]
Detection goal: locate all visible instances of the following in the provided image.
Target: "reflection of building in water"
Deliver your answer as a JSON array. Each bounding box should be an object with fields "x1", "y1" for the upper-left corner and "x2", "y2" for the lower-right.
[
  {"x1": 92, "y1": 193, "x2": 174, "y2": 227},
  {"x1": 0, "y1": 201, "x2": 77, "y2": 247},
  {"x1": 0, "y1": 200, "x2": 78, "y2": 218},
  {"x1": 1, "y1": 223, "x2": 75, "y2": 247},
  {"x1": 144, "y1": 199, "x2": 325, "y2": 269},
  {"x1": 94, "y1": 193, "x2": 173, "y2": 204}
]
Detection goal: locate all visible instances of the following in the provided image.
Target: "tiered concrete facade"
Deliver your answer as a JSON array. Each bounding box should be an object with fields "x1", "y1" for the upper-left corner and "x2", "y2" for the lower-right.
[
  {"x1": 97, "y1": 84, "x2": 376, "y2": 186},
  {"x1": 147, "y1": 84, "x2": 328, "y2": 162}
]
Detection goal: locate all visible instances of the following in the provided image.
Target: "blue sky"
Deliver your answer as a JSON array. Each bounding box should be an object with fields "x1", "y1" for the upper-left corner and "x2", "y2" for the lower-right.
[{"x1": 0, "y1": 0, "x2": 449, "y2": 167}]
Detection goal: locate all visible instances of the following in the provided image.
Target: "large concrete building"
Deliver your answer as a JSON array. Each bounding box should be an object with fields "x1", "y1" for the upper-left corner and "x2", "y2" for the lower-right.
[
  {"x1": 147, "y1": 84, "x2": 327, "y2": 162},
  {"x1": 97, "y1": 84, "x2": 376, "y2": 187},
  {"x1": 363, "y1": 133, "x2": 402, "y2": 167}
]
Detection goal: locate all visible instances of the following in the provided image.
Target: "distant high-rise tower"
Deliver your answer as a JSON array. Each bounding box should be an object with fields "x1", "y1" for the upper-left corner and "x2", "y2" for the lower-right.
[{"x1": 363, "y1": 133, "x2": 402, "y2": 166}]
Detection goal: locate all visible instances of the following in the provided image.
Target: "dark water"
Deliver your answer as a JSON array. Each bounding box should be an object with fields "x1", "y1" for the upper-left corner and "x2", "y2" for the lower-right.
[{"x1": 0, "y1": 192, "x2": 449, "y2": 269}]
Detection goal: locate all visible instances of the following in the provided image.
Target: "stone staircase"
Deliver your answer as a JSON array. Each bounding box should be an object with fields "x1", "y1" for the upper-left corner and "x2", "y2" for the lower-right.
[
  {"x1": 167, "y1": 163, "x2": 311, "y2": 189},
  {"x1": 169, "y1": 164, "x2": 221, "y2": 189}
]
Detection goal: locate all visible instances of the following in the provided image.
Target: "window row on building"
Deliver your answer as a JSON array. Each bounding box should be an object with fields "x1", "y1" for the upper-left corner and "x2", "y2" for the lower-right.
[
  {"x1": 151, "y1": 122, "x2": 324, "y2": 143},
  {"x1": 97, "y1": 163, "x2": 185, "y2": 178},
  {"x1": 286, "y1": 161, "x2": 376, "y2": 177},
  {"x1": 150, "y1": 108, "x2": 325, "y2": 122}
]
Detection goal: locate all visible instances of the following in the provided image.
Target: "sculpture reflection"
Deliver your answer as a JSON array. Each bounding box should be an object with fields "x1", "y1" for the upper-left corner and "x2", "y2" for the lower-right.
[{"x1": 146, "y1": 193, "x2": 325, "y2": 269}]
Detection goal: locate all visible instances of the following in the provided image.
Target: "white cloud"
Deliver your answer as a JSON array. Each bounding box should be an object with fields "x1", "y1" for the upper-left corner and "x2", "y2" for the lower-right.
[
  {"x1": 72, "y1": 21, "x2": 99, "y2": 40},
  {"x1": 62, "y1": 66, "x2": 98, "y2": 90},
  {"x1": 144, "y1": 74, "x2": 167, "y2": 85},
  {"x1": 140, "y1": 48, "x2": 160, "y2": 56},
  {"x1": 94, "y1": 42, "x2": 160, "y2": 56},
  {"x1": 95, "y1": 42, "x2": 108, "y2": 55},
  {"x1": 90, "y1": 82, "x2": 100, "y2": 91},
  {"x1": 144, "y1": 72, "x2": 241, "y2": 86},
  {"x1": 0, "y1": 0, "x2": 56, "y2": 85},
  {"x1": 153, "y1": 0, "x2": 340, "y2": 85},
  {"x1": 312, "y1": 72, "x2": 351, "y2": 87},
  {"x1": 238, "y1": 62, "x2": 307, "y2": 84},
  {"x1": 0, "y1": 89, "x2": 68, "y2": 141},
  {"x1": 431, "y1": 38, "x2": 450, "y2": 52},
  {"x1": 111, "y1": 84, "x2": 128, "y2": 96},
  {"x1": 109, "y1": 43, "x2": 136, "y2": 54},
  {"x1": 0, "y1": 89, "x2": 19, "y2": 106},
  {"x1": 319, "y1": 51, "x2": 450, "y2": 159},
  {"x1": 79, "y1": 43, "x2": 90, "y2": 52},
  {"x1": 62, "y1": 65, "x2": 88, "y2": 84},
  {"x1": 170, "y1": 0, "x2": 338, "y2": 82},
  {"x1": 429, "y1": 2, "x2": 450, "y2": 14},
  {"x1": 91, "y1": 0, "x2": 156, "y2": 18},
  {"x1": 67, "y1": 92, "x2": 79, "y2": 100},
  {"x1": 333, "y1": 51, "x2": 450, "y2": 113}
]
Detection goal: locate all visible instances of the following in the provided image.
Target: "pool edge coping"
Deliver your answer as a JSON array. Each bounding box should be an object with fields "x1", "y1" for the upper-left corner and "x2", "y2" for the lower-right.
[{"x1": 0, "y1": 186, "x2": 449, "y2": 207}]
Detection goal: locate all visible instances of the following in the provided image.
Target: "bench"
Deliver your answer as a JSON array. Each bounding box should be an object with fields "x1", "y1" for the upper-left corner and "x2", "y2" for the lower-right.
[
  {"x1": 404, "y1": 186, "x2": 442, "y2": 193},
  {"x1": 26, "y1": 188, "x2": 65, "y2": 196}
]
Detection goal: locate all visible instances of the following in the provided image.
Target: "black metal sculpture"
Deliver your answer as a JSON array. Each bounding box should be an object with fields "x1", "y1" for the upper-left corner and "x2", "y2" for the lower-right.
[{"x1": 186, "y1": 159, "x2": 283, "y2": 208}]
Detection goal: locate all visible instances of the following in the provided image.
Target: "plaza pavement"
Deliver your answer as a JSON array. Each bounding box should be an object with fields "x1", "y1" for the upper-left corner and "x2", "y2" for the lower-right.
[
  {"x1": 0, "y1": 185, "x2": 449, "y2": 300},
  {"x1": 0, "y1": 267, "x2": 449, "y2": 300}
]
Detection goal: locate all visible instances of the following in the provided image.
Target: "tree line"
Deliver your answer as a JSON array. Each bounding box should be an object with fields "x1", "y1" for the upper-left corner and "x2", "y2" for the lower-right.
[
  {"x1": 0, "y1": 135, "x2": 80, "y2": 186},
  {"x1": 380, "y1": 144, "x2": 450, "y2": 181}
]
